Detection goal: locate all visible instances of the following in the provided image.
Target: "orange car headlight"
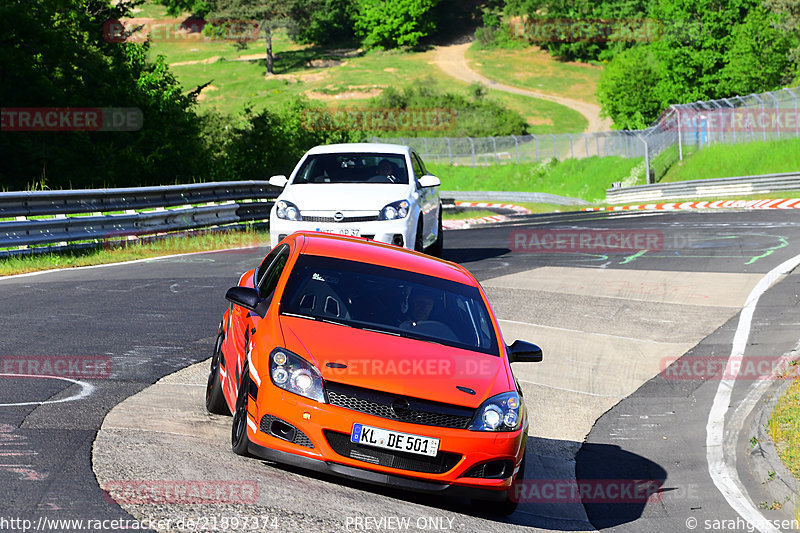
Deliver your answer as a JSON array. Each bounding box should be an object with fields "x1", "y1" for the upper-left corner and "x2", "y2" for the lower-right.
[
  {"x1": 269, "y1": 348, "x2": 325, "y2": 403},
  {"x1": 469, "y1": 392, "x2": 523, "y2": 432}
]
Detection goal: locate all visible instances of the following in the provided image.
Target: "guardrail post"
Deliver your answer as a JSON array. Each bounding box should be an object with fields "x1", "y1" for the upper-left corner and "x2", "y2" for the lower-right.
[
  {"x1": 467, "y1": 137, "x2": 476, "y2": 166},
  {"x1": 511, "y1": 135, "x2": 520, "y2": 163},
  {"x1": 786, "y1": 88, "x2": 799, "y2": 139},
  {"x1": 674, "y1": 106, "x2": 683, "y2": 161},
  {"x1": 446, "y1": 137, "x2": 452, "y2": 165},
  {"x1": 638, "y1": 133, "x2": 652, "y2": 184}
]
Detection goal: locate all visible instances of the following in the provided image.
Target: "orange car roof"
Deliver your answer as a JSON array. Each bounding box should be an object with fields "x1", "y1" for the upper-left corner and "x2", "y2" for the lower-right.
[{"x1": 290, "y1": 232, "x2": 476, "y2": 286}]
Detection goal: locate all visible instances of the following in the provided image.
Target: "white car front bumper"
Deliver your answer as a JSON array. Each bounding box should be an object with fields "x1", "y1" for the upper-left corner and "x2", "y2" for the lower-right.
[{"x1": 269, "y1": 215, "x2": 416, "y2": 249}]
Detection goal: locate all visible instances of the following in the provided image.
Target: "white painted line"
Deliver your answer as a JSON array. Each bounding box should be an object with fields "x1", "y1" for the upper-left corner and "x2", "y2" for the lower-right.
[
  {"x1": 498, "y1": 318, "x2": 658, "y2": 343},
  {"x1": 516, "y1": 379, "x2": 625, "y2": 399},
  {"x1": 0, "y1": 374, "x2": 95, "y2": 407},
  {"x1": 706, "y1": 252, "x2": 800, "y2": 533}
]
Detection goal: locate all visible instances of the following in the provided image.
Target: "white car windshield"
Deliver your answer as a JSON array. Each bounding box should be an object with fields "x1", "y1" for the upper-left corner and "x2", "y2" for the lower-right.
[
  {"x1": 292, "y1": 153, "x2": 409, "y2": 185},
  {"x1": 280, "y1": 255, "x2": 500, "y2": 355}
]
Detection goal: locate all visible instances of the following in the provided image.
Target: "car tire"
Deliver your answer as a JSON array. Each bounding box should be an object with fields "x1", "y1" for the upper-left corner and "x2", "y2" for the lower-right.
[
  {"x1": 414, "y1": 218, "x2": 424, "y2": 252},
  {"x1": 426, "y1": 206, "x2": 443, "y2": 257},
  {"x1": 206, "y1": 326, "x2": 231, "y2": 415},
  {"x1": 231, "y1": 363, "x2": 252, "y2": 456},
  {"x1": 471, "y1": 450, "x2": 525, "y2": 516}
]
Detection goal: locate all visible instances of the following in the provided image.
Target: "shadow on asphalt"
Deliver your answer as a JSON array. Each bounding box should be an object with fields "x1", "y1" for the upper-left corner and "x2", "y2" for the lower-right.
[
  {"x1": 442, "y1": 247, "x2": 510, "y2": 264},
  {"x1": 576, "y1": 442, "x2": 668, "y2": 529},
  {"x1": 251, "y1": 435, "x2": 665, "y2": 530}
]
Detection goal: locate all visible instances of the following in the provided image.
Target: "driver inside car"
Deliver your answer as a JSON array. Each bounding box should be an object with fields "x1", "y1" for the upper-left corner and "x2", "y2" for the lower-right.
[
  {"x1": 399, "y1": 287, "x2": 436, "y2": 329},
  {"x1": 373, "y1": 159, "x2": 397, "y2": 183}
]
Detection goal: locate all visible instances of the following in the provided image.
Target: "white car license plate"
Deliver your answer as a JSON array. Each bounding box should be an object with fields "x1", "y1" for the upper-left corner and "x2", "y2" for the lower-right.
[
  {"x1": 316, "y1": 228, "x2": 360, "y2": 237},
  {"x1": 350, "y1": 423, "x2": 439, "y2": 457}
]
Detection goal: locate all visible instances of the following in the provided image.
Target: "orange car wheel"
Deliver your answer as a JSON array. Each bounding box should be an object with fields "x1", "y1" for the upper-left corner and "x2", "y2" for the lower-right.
[
  {"x1": 206, "y1": 326, "x2": 230, "y2": 415},
  {"x1": 231, "y1": 363, "x2": 252, "y2": 456}
]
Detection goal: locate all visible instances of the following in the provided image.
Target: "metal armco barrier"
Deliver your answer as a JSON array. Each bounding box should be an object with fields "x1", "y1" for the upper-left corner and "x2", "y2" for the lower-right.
[
  {"x1": 440, "y1": 190, "x2": 589, "y2": 206},
  {"x1": 0, "y1": 181, "x2": 279, "y2": 254},
  {"x1": 605, "y1": 172, "x2": 800, "y2": 204}
]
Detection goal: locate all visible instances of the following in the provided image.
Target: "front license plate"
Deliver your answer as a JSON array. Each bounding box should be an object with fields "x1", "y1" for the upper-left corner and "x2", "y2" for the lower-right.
[
  {"x1": 351, "y1": 423, "x2": 439, "y2": 457},
  {"x1": 317, "y1": 228, "x2": 360, "y2": 237}
]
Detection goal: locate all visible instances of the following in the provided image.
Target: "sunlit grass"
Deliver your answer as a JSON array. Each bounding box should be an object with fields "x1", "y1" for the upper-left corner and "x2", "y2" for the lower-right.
[
  {"x1": 0, "y1": 229, "x2": 269, "y2": 276},
  {"x1": 769, "y1": 377, "x2": 800, "y2": 479}
]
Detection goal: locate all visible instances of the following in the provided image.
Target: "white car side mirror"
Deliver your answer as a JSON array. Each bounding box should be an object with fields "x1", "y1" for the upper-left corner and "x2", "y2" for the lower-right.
[
  {"x1": 418, "y1": 174, "x2": 440, "y2": 188},
  {"x1": 269, "y1": 175, "x2": 288, "y2": 188}
]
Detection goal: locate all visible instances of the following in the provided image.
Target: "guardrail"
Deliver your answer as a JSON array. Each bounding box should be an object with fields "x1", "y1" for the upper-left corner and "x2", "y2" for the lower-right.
[
  {"x1": 0, "y1": 181, "x2": 280, "y2": 255},
  {"x1": 605, "y1": 172, "x2": 800, "y2": 204},
  {"x1": 440, "y1": 190, "x2": 589, "y2": 206}
]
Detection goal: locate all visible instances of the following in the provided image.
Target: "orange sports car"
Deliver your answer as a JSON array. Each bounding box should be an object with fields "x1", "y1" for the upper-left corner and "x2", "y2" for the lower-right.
[{"x1": 205, "y1": 231, "x2": 542, "y2": 514}]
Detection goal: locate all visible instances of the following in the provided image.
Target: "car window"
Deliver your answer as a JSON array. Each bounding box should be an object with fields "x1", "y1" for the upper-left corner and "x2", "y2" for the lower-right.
[
  {"x1": 255, "y1": 245, "x2": 284, "y2": 288},
  {"x1": 291, "y1": 153, "x2": 409, "y2": 185},
  {"x1": 280, "y1": 254, "x2": 499, "y2": 355},
  {"x1": 411, "y1": 152, "x2": 426, "y2": 178},
  {"x1": 257, "y1": 245, "x2": 290, "y2": 300}
]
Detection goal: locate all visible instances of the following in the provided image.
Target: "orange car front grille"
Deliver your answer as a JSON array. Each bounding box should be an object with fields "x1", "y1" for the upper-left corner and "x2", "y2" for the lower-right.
[
  {"x1": 325, "y1": 381, "x2": 474, "y2": 429},
  {"x1": 324, "y1": 430, "x2": 462, "y2": 474}
]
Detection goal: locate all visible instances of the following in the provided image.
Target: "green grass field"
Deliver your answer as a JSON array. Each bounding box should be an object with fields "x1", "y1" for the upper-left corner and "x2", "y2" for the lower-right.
[
  {"x1": 466, "y1": 43, "x2": 602, "y2": 105},
  {"x1": 429, "y1": 156, "x2": 644, "y2": 202},
  {"x1": 132, "y1": 0, "x2": 587, "y2": 133},
  {"x1": 659, "y1": 137, "x2": 800, "y2": 183}
]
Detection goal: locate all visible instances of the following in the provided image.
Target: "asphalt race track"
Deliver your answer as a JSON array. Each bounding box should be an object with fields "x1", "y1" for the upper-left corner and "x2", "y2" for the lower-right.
[{"x1": 2, "y1": 209, "x2": 800, "y2": 532}]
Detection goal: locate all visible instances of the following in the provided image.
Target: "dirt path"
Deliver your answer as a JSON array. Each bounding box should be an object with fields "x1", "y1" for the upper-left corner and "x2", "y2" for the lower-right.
[{"x1": 431, "y1": 42, "x2": 612, "y2": 133}]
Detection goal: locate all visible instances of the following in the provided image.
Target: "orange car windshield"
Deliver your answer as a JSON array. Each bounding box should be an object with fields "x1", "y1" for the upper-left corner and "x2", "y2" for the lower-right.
[{"x1": 280, "y1": 254, "x2": 499, "y2": 356}]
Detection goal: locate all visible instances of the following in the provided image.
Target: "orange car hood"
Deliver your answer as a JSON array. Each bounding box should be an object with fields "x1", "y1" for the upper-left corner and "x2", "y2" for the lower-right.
[{"x1": 279, "y1": 315, "x2": 509, "y2": 408}]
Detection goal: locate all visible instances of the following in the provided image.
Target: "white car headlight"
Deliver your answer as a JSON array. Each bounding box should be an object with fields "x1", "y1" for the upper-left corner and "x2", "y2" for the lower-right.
[
  {"x1": 276, "y1": 200, "x2": 302, "y2": 221},
  {"x1": 380, "y1": 200, "x2": 410, "y2": 220}
]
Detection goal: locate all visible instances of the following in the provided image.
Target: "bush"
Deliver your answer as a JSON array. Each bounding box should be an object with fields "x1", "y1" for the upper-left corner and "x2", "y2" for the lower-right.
[{"x1": 367, "y1": 80, "x2": 529, "y2": 137}]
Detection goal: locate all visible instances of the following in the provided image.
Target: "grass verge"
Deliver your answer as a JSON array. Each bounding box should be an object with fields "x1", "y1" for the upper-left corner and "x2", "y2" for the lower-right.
[
  {"x1": 0, "y1": 229, "x2": 269, "y2": 277},
  {"x1": 769, "y1": 378, "x2": 800, "y2": 479},
  {"x1": 429, "y1": 156, "x2": 645, "y2": 203},
  {"x1": 659, "y1": 137, "x2": 800, "y2": 183}
]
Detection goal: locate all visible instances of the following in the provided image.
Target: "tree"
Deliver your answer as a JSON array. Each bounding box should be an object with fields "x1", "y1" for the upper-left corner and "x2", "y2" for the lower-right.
[
  {"x1": 210, "y1": 0, "x2": 299, "y2": 74},
  {"x1": 290, "y1": 0, "x2": 357, "y2": 46},
  {"x1": 354, "y1": 0, "x2": 440, "y2": 49},
  {"x1": 504, "y1": 0, "x2": 652, "y2": 61},
  {"x1": 156, "y1": 0, "x2": 212, "y2": 17},
  {"x1": 0, "y1": 0, "x2": 208, "y2": 189},
  {"x1": 720, "y1": 6, "x2": 795, "y2": 95},
  {"x1": 597, "y1": 45, "x2": 665, "y2": 130}
]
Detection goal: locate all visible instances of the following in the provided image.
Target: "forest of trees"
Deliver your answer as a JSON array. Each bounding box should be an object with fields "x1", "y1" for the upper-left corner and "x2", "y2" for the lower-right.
[
  {"x1": 3, "y1": 0, "x2": 799, "y2": 189},
  {"x1": 501, "y1": 0, "x2": 800, "y2": 129}
]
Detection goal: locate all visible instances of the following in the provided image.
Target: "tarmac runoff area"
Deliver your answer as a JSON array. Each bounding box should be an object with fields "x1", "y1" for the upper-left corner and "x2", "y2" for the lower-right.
[{"x1": 92, "y1": 266, "x2": 764, "y2": 531}]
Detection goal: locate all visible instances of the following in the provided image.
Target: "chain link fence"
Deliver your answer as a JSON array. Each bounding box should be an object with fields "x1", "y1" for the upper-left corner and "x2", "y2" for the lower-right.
[
  {"x1": 371, "y1": 131, "x2": 645, "y2": 167},
  {"x1": 373, "y1": 86, "x2": 800, "y2": 185}
]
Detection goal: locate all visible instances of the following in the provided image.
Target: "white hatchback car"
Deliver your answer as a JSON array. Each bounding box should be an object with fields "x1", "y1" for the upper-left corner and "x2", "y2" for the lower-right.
[{"x1": 268, "y1": 143, "x2": 443, "y2": 255}]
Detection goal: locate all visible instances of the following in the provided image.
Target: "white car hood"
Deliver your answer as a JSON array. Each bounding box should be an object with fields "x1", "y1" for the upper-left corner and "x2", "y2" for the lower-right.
[{"x1": 279, "y1": 184, "x2": 412, "y2": 212}]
